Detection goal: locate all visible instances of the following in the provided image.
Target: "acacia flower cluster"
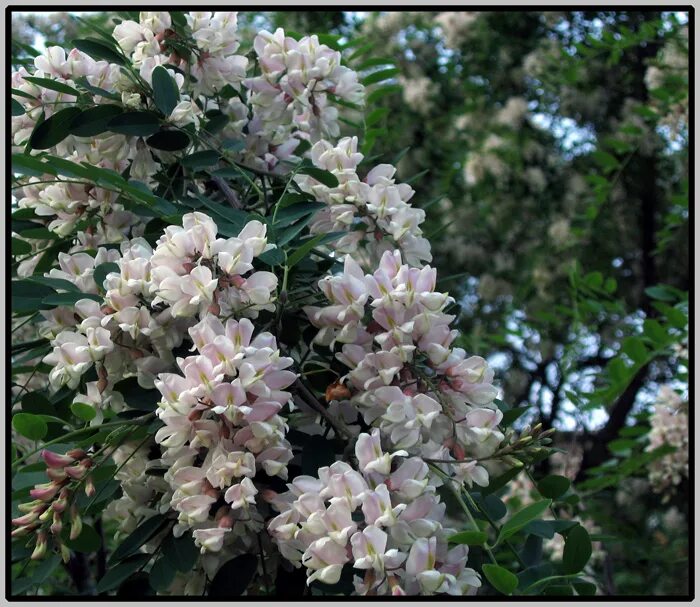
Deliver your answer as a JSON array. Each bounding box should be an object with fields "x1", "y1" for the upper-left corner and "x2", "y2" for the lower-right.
[
  {"x1": 268, "y1": 429, "x2": 481, "y2": 595},
  {"x1": 305, "y1": 250, "x2": 503, "y2": 488},
  {"x1": 155, "y1": 313, "x2": 296, "y2": 553},
  {"x1": 647, "y1": 385, "x2": 688, "y2": 496},
  {"x1": 9, "y1": 11, "x2": 538, "y2": 598},
  {"x1": 297, "y1": 137, "x2": 432, "y2": 266}
]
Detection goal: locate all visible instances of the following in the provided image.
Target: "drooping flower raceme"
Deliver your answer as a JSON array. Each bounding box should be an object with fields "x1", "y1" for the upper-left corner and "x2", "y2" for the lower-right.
[
  {"x1": 268, "y1": 429, "x2": 481, "y2": 596},
  {"x1": 304, "y1": 251, "x2": 502, "y2": 488}
]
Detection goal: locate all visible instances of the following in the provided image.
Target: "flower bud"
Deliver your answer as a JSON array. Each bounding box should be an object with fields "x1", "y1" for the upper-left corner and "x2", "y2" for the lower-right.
[
  {"x1": 12, "y1": 512, "x2": 39, "y2": 526},
  {"x1": 69, "y1": 507, "x2": 82, "y2": 540},
  {"x1": 64, "y1": 463, "x2": 90, "y2": 480},
  {"x1": 84, "y1": 476, "x2": 96, "y2": 497},
  {"x1": 66, "y1": 449, "x2": 87, "y2": 460},
  {"x1": 41, "y1": 450, "x2": 75, "y2": 468},
  {"x1": 50, "y1": 511, "x2": 63, "y2": 536},
  {"x1": 11, "y1": 525, "x2": 36, "y2": 538},
  {"x1": 30, "y1": 482, "x2": 61, "y2": 502},
  {"x1": 60, "y1": 543, "x2": 71, "y2": 564},
  {"x1": 47, "y1": 468, "x2": 68, "y2": 482},
  {"x1": 39, "y1": 505, "x2": 54, "y2": 522},
  {"x1": 31, "y1": 532, "x2": 48, "y2": 560}
]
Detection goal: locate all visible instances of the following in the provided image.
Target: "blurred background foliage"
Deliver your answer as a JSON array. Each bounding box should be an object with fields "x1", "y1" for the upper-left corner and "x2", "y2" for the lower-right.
[{"x1": 12, "y1": 9, "x2": 689, "y2": 596}]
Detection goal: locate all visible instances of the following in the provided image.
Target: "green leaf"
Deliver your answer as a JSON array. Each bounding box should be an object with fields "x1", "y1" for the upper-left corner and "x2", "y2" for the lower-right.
[
  {"x1": 356, "y1": 56, "x2": 395, "y2": 71},
  {"x1": 181, "y1": 150, "x2": 220, "y2": 170},
  {"x1": 273, "y1": 202, "x2": 325, "y2": 228},
  {"x1": 11, "y1": 237, "x2": 31, "y2": 256},
  {"x1": 110, "y1": 514, "x2": 168, "y2": 563},
  {"x1": 108, "y1": 112, "x2": 162, "y2": 137},
  {"x1": 501, "y1": 406, "x2": 529, "y2": 427},
  {"x1": 645, "y1": 285, "x2": 678, "y2": 302},
  {"x1": 524, "y1": 519, "x2": 577, "y2": 539},
  {"x1": 192, "y1": 193, "x2": 249, "y2": 231},
  {"x1": 536, "y1": 475, "x2": 571, "y2": 500},
  {"x1": 12, "y1": 98, "x2": 25, "y2": 116},
  {"x1": 42, "y1": 292, "x2": 102, "y2": 307},
  {"x1": 96, "y1": 554, "x2": 151, "y2": 593},
  {"x1": 621, "y1": 336, "x2": 648, "y2": 364},
  {"x1": 365, "y1": 107, "x2": 389, "y2": 127},
  {"x1": 152, "y1": 65, "x2": 180, "y2": 116},
  {"x1": 287, "y1": 233, "x2": 336, "y2": 268},
  {"x1": 93, "y1": 262, "x2": 121, "y2": 291},
  {"x1": 297, "y1": 166, "x2": 339, "y2": 188},
  {"x1": 209, "y1": 554, "x2": 258, "y2": 597},
  {"x1": 161, "y1": 532, "x2": 199, "y2": 573},
  {"x1": 71, "y1": 402, "x2": 97, "y2": 422},
  {"x1": 146, "y1": 130, "x2": 191, "y2": 151},
  {"x1": 497, "y1": 499, "x2": 552, "y2": 544},
  {"x1": 572, "y1": 581, "x2": 597, "y2": 596},
  {"x1": 448, "y1": 530, "x2": 488, "y2": 545},
  {"x1": 112, "y1": 377, "x2": 161, "y2": 412},
  {"x1": 12, "y1": 412, "x2": 48, "y2": 440},
  {"x1": 643, "y1": 318, "x2": 668, "y2": 346},
  {"x1": 481, "y1": 466, "x2": 522, "y2": 496},
  {"x1": 562, "y1": 525, "x2": 592, "y2": 574},
  {"x1": 361, "y1": 67, "x2": 400, "y2": 86},
  {"x1": 367, "y1": 84, "x2": 402, "y2": 104},
  {"x1": 30, "y1": 107, "x2": 83, "y2": 150},
  {"x1": 221, "y1": 139, "x2": 246, "y2": 153},
  {"x1": 26, "y1": 276, "x2": 80, "y2": 292},
  {"x1": 64, "y1": 523, "x2": 102, "y2": 553},
  {"x1": 12, "y1": 153, "x2": 55, "y2": 177},
  {"x1": 149, "y1": 555, "x2": 176, "y2": 592},
  {"x1": 258, "y1": 247, "x2": 285, "y2": 266},
  {"x1": 591, "y1": 150, "x2": 619, "y2": 173},
  {"x1": 73, "y1": 38, "x2": 127, "y2": 65},
  {"x1": 70, "y1": 105, "x2": 123, "y2": 137},
  {"x1": 608, "y1": 438, "x2": 637, "y2": 453},
  {"x1": 22, "y1": 76, "x2": 80, "y2": 97},
  {"x1": 483, "y1": 564, "x2": 518, "y2": 595}
]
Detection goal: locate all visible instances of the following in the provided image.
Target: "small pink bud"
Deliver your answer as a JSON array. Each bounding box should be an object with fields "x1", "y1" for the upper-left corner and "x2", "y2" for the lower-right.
[
  {"x1": 64, "y1": 463, "x2": 89, "y2": 480},
  {"x1": 84, "y1": 476, "x2": 96, "y2": 497},
  {"x1": 11, "y1": 512, "x2": 38, "y2": 526},
  {"x1": 30, "y1": 483, "x2": 60, "y2": 502},
  {"x1": 66, "y1": 449, "x2": 87, "y2": 460},
  {"x1": 41, "y1": 450, "x2": 74, "y2": 468},
  {"x1": 218, "y1": 514, "x2": 235, "y2": 528},
  {"x1": 260, "y1": 489, "x2": 278, "y2": 503},
  {"x1": 47, "y1": 468, "x2": 68, "y2": 482},
  {"x1": 50, "y1": 512, "x2": 63, "y2": 536},
  {"x1": 11, "y1": 525, "x2": 36, "y2": 538}
]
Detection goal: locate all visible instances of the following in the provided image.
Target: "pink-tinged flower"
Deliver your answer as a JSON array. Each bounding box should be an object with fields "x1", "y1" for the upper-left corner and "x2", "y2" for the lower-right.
[
  {"x1": 361, "y1": 484, "x2": 406, "y2": 527},
  {"x1": 41, "y1": 450, "x2": 75, "y2": 468},
  {"x1": 224, "y1": 477, "x2": 258, "y2": 510},
  {"x1": 29, "y1": 483, "x2": 61, "y2": 502},
  {"x1": 193, "y1": 526, "x2": 230, "y2": 553},
  {"x1": 211, "y1": 381, "x2": 247, "y2": 414},
  {"x1": 454, "y1": 460, "x2": 490, "y2": 488},
  {"x1": 351, "y1": 525, "x2": 405, "y2": 572},
  {"x1": 318, "y1": 501, "x2": 356, "y2": 544},
  {"x1": 355, "y1": 429, "x2": 407, "y2": 476},
  {"x1": 302, "y1": 537, "x2": 349, "y2": 585},
  {"x1": 390, "y1": 457, "x2": 430, "y2": 500},
  {"x1": 207, "y1": 451, "x2": 256, "y2": 488},
  {"x1": 406, "y1": 537, "x2": 453, "y2": 594},
  {"x1": 175, "y1": 494, "x2": 217, "y2": 524}
]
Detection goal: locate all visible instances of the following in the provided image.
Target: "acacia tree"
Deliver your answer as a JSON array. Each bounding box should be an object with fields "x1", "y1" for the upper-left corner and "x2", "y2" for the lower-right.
[{"x1": 9, "y1": 11, "x2": 596, "y2": 598}]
